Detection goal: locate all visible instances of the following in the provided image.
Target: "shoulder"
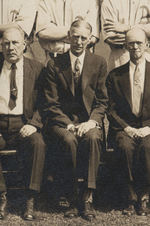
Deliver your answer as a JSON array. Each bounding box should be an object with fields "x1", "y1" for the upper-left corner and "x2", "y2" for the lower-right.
[
  {"x1": 47, "y1": 52, "x2": 70, "y2": 71},
  {"x1": 24, "y1": 57, "x2": 44, "y2": 72},
  {"x1": 85, "y1": 51, "x2": 107, "y2": 66},
  {"x1": 108, "y1": 62, "x2": 129, "y2": 79},
  {"x1": 23, "y1": 57, "x2": 44, "y2": 81}
]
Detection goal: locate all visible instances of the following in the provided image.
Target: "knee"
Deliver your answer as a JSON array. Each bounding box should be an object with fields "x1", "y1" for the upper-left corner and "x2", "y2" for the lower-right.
[
  {"x1": 117, "y1": 137, "x2": 134, "y2": 153},
  {"x1": 84, "y1": 129, "x2": 101, "y2": 143},
  {"x1": 62, "y1": 132, "x2": 77, "y2": 147},
  {"x1": 26, "y1": 132, "x2": 46, "y2": 149}
]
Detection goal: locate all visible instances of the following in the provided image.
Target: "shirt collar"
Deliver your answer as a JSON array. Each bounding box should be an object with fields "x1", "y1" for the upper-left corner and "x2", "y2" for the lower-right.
[
  {"x1": 3, "y1": 57, "x2": 23, "y2": 70},
  {"x1": 130, "y1": 57, "x2": 146, "y2": 70},
  {"x1": 4, "y1": 60, "x2": 11, "y2": 70},
  {"x1": 69, "y1": 50, "x2": 85, "y2": 71}
]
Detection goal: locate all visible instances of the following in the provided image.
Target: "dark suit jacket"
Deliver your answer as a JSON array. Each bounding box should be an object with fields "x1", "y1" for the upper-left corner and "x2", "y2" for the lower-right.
[
  {"x1": 106, "y1": 61, "x2": 150, "y2": 133},
  {"x1": 0, "y1": 53, "x2": 43, "y2": 129},
  {"x1": 41, "y1": 50, "x2": 108, "y2": 128}
]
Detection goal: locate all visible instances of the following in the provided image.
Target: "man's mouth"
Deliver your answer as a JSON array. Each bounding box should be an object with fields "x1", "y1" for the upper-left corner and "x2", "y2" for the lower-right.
[{"x1": 7, "y1": 53, "x2": 16, "y2": 56}]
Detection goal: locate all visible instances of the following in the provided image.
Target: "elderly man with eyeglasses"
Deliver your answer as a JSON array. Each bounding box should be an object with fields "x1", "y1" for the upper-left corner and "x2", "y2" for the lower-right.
[{"x1": 106, "y1": 27, "x2": 150, "y2": 217}]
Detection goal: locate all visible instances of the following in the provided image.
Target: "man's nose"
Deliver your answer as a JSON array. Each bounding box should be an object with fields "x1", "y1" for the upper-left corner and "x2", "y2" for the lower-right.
[
  {"x1": 77, "y1": 37, "x2": 82, "y2": 44},
  {"x1": 133, "y1": 42, "x2": 138, "y2": 49},
  {"x1": 9, "y1": 42, "x2": 14, "y2": 49}
]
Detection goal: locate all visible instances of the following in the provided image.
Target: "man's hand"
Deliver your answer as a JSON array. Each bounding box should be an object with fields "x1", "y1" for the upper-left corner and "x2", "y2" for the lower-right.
[
  {"x1": 90, "y1": 36, "x2": 98, "y2": 45},
  {"x1": 104, "y1": 19, "x2": 130, "y2": 33},
  {"x1": 87, "y1": 36, "x2": 98, "y2": 49},
  {"x1": 20, "y1": 125, "x2": 37, "y2": 138},
  {"x1": 105, "y1": 34, "x2": 126, "y2": 46},
  {"x1": 124, "y1": 126, "x2": 139, "y2": 139},
  {"x1": 137, "y1": 127, "x2": 150, "y2": 138},
  {"x1": 67, "y1": 124, "x2": 76, "y2": 133},
  {"x1": 75, "y1": 120, "x2": 97, "y2": 137},
  {"x1": 14, "y1": 16, "x2": 24, "y2": 22}
]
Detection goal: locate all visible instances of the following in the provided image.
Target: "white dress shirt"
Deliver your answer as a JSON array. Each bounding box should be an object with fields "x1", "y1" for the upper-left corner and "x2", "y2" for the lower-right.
[
  {"x1": 69, "y1": 50, "x2": 85, "y2": 73},
  {"x1": 0, "y1": 58, "x2": 23, "y2": 115}
]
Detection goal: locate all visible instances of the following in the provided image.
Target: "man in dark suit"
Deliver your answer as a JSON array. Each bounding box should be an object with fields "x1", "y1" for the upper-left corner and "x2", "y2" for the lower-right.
[
  {"x1": 0, "y1": 27, "x2": 46, "y2": 220},
  {"x1": 106, "y1": 27, "x2": 150, "y2": 216},
  {"x1": 41, "y1": 19, "x2": 108, "y2": 220}
]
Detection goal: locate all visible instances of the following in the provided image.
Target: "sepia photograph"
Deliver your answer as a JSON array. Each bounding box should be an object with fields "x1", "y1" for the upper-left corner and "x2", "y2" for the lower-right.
[{"x1": 0, "y1": 0, "x2": 150, "y2": 225}]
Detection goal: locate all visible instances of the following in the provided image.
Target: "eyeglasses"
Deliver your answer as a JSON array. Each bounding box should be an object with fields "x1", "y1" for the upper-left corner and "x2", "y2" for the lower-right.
[{"x1": 127, "y1": 41, "x2": 145, "y2": 48}]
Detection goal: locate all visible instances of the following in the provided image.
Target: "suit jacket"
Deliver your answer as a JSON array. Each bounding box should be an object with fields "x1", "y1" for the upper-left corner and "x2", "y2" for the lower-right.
[
  {"x1": 106, "y1": 61, "x2": 150, "y2": 132},
  {"x1": 41, "y1": 50, "x2": 108, "y2": 128},
  {"x1": 0, "y1": 53, "x2": 43, "y2": 129}
]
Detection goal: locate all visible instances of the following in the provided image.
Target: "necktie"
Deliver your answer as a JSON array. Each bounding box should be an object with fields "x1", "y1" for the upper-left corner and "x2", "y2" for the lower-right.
[
  {"x1": 74, "y1": 58, "x2": 80, "y2": 84},
  {"x1": 8, "y1": 63, "x2": 18, "y2": 110},
  {"x1": 132, "y1": 64, "x2": 142, "y2": 116}
]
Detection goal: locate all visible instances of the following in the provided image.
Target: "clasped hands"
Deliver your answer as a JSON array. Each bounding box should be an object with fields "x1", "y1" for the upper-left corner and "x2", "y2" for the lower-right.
[
  {"x1": 67, "y1": 120, "x2": 97, "y2": 137},
  {"x1": 124, "y1": 126, "x2": 150, "y2": 139}
]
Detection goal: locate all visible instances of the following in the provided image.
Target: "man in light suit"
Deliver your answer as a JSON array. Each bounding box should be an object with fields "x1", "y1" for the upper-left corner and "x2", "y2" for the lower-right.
[
  {"x1": 41, "y1": 19, "x2": 108, "y2": 220},
  {"x1": 106, "y1": 28, "x2": 150, "y2": 216},
  {"x1": 0, "y1": 27, "x2": 46, "y2": 220}
]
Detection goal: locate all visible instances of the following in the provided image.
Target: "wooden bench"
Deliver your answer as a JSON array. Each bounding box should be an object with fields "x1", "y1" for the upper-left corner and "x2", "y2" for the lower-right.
[{"x1": 0, "y1": 149, "x2": 24, "y2": 189}]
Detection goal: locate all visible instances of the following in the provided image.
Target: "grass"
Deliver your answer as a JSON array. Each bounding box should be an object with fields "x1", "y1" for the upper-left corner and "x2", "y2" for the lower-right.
[{"x1": 1, "y1": 170, "x2": 150, "y2": 226}]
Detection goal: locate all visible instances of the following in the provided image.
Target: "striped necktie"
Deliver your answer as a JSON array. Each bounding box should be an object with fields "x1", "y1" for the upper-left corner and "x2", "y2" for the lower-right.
[
  {"x1": 74, "y1": 58, "x2": 80, "y2": 84},
  {"x1": 8, "y1": 63, "x2": 18, "y2": 110}
]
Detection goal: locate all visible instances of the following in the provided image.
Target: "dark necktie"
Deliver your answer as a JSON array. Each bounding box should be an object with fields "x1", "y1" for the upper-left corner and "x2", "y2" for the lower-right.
[
  {"x1": 8, "y1": 63, "x2": 18, "y2": 110},
  {"x1": 74, "y1": 58, "x2": 80, "y2": 84}
]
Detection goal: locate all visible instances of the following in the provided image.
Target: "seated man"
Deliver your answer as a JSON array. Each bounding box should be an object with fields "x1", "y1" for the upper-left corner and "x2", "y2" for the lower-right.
[
  {"x1": 40, "y1": 19, "x2": 108, "y2": 220},
  {"x1": 106, "y1": 28, "x2": 150, "y2": 216},
  {"x1": 0, "y1": 27, "x2": 46, "y2": 220}
]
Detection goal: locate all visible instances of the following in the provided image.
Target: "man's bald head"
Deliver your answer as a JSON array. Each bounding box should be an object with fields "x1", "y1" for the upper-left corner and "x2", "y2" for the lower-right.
[
  {"x1": 125, "y1": 28, "x2": 148, "y2": 63},
  {"x1": 2, "y1": 27, "x2": 25, "y2": 42},
  {"x1": 126, "y1": 28, "x2": 147, "y2": 43}
]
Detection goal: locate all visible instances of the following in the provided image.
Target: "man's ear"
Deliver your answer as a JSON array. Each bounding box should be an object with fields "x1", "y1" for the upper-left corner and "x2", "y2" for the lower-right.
[
  {"x1": 145, "y1": 41, "x2": 149, "y2": 49},
  {"x1": 23, "y1": 40, "x2": 27, "y2": 53},
  {"x1": 87, "y1": 34, "x2": 92, "y2": 44}
]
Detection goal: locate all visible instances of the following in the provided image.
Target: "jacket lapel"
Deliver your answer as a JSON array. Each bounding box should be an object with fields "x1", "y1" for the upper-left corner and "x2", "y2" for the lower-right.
[
  {"x1": 23, "y1": 57, "x2": 33, "y2": 112},
  {"x1": 142, "y1": 61, "x2": 150, "y2": 109},
  {"x1": 119, "y1": 62, "x2": 132, "y2": 108},
  {"x1": 81, "y1": 51, "x2": 93, "y2": 93},
  {"x1": 61, "y1": 52, "x2": 74, "y2": 95}
]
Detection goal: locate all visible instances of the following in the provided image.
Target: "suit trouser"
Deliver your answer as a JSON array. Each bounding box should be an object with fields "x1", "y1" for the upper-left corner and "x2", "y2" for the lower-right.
[
  {"x1": 114, "y1": 131, "x2": 150, "y2": 195},
  {"x1": 50, "y1": 126, "x2": 103, "y2": 190},
  {"x1": 0, "y1": 115, "x2": 46, "y2": 192}
]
